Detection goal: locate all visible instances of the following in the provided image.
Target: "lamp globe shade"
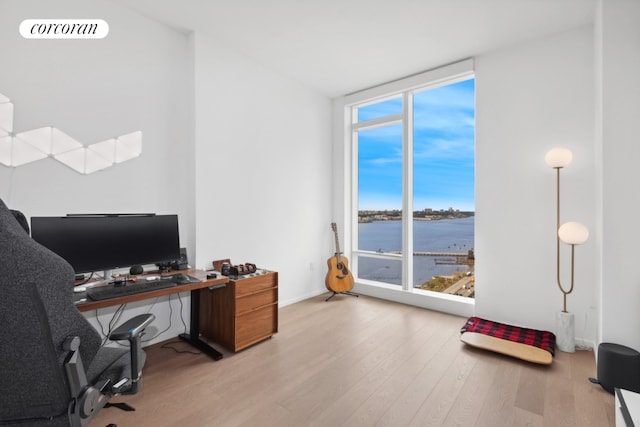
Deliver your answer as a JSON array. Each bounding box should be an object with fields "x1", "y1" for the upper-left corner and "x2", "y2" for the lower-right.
[
  {"x1": 558, "y1": 221, "x2": 589, "y2": 245},
  {"x1": 545, "y1": 147, "x2": 573, "y2": 168}
]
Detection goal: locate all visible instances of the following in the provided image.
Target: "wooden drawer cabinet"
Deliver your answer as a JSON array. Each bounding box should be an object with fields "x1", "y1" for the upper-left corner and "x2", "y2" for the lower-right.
[{"x1": 200, "y1": 271, "x2": 278, "y2": 352}]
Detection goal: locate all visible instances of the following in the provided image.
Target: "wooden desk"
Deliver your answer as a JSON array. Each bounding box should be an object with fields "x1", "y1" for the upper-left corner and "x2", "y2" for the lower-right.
[{"x1": 75, "y1": 269, "x2": 229, "y2": 360}]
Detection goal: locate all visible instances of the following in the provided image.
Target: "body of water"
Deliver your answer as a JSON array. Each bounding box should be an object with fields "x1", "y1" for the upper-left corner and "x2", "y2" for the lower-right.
[{"x1": 357, "y1": 217, "x2": 474, "y2": 286}]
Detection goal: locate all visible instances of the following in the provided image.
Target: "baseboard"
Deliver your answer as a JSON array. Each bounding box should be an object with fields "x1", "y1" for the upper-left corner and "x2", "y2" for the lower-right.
[
  {"x1": 279, "y1": 289, "x2": 326, "y2": 308},
  {"x1": 575, "y1": 338, "x2": 596, "y2": 352}
]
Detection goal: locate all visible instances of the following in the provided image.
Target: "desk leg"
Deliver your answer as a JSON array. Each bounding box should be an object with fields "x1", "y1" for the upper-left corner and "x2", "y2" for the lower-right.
[{"x1": 178, "y1": 288, "x2": 223, "y2": 361}]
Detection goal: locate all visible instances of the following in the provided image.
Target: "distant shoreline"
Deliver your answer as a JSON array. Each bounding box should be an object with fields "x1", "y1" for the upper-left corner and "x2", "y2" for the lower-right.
[{"x1": 359, "y1": 211, "x2": 474, "y2": 223}]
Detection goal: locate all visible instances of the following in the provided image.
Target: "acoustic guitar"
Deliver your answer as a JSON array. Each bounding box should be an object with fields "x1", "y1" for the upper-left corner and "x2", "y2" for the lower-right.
[{"x1": 325, "y1": 222, "x2": 354, "y2": 293}]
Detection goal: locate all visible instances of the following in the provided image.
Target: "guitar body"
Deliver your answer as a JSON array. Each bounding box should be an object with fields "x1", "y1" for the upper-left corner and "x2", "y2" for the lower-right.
[
  {"x1": 325, "y1": 254, "x2": 354, "y2": 293},
  {"x1": 325, "y1": 222, "x2": 355, "y2": 293}
]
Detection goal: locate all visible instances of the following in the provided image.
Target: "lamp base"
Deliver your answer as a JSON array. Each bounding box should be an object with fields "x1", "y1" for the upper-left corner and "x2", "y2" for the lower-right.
[{"x1": 556, "y1": 311, "x2": 575, "y2": 353}]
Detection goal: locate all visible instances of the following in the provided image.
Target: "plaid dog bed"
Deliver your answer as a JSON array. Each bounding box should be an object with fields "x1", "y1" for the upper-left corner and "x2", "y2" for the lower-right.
[{"x1": 461, "y1": 316, "x2": 556, "y2": 357}]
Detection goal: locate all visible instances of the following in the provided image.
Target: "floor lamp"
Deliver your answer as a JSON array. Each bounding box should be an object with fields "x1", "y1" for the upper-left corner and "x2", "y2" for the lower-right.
[{"x1": 545, "y1": 147, "x2": 589, "y2": 352}]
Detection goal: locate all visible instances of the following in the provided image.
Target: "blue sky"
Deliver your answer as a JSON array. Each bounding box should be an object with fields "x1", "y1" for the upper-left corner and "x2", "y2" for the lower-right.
[{"x1": 357, "y1": 78, "x2": 475, "y2": 211}]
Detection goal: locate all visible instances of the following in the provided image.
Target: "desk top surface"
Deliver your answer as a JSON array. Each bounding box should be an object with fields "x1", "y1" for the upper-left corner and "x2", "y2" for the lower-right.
[{"x1": 74, "y1": 269, "x2": 229, "y2": 312}]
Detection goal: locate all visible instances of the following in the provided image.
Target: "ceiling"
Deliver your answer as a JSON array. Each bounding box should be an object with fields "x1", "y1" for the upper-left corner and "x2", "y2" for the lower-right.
[{"x1": 110, "y1": 0, "x2": 597, "y2": 98}]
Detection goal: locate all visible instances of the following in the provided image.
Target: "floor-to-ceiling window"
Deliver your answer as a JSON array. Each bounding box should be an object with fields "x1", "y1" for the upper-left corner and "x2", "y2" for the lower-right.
[{"x1": 346, "y1": 61, "x2": 475, "y2": 300}]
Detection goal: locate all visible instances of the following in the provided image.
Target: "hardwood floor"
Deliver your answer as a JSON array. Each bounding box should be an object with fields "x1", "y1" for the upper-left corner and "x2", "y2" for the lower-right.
[{"x1": 93, "y1": 294, "x2": 615, "y2": 427}]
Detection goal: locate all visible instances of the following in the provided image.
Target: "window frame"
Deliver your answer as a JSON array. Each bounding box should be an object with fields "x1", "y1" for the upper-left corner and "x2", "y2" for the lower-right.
[{"x1": 339, "y1": 59, "x2": 475, "y2": 313}]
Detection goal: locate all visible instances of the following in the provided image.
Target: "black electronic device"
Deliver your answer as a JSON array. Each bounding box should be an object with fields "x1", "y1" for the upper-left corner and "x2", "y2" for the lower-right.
[
  {"x1": 593, "y1": 342, "x2": 640, "y2": 394},
  {"x1": 168, "y1": 247, "x2": 188, "y2": 270},
  {"x1": 31, "y1": 214, "x2": 181, "y2": 276},
  {"x1": 164, "y1": 273, "x2": 196, "y2": 284},
  {"x1": 129, "y1": 265, "x2": 144, "y2": 275}
]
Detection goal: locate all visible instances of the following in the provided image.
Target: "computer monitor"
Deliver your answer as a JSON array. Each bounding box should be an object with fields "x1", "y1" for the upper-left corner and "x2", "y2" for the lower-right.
[{"x1": 30, "y1": 214, "x2": 181, "y2": 276}]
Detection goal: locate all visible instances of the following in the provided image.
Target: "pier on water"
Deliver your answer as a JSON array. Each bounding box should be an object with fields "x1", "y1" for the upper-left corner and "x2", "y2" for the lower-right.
[{"x1": 389, "y1": 251, "x2": 469, "y2": 257}]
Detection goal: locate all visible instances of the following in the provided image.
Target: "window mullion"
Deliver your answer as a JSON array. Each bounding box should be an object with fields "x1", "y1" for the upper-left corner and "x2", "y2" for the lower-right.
[
  {"x1": 350, "y1": 108, "x2": 359, "y2": 280},
  {"x1": 402, "y1": 92, "x2": 414, "y2": 291}
]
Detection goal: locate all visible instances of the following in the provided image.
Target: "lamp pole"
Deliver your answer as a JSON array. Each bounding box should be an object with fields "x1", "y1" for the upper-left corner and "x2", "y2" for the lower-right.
[
  {"x1": 554, "y1": 165, "x2": 573, "y2": 313},
  {"x1": 546, "y1": 147, "x2": 573, "y2": 312}
]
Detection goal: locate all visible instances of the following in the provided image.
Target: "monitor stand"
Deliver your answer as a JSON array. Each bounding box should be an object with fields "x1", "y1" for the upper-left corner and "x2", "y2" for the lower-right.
[{"x1": 102, "y1": 269, "x2": 112, "y2": 282}]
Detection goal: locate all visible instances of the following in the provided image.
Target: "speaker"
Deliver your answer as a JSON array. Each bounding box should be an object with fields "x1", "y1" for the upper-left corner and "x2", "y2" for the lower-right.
[
  {"x1": 129, "y1": 265, "x2": 144, "y2": 275},
  {"x1": 596, "y1": 342, "x2": 640, "y2": 394},
  {"x1": 171, "y1": 247, "x2": 189, "y2": 270}
]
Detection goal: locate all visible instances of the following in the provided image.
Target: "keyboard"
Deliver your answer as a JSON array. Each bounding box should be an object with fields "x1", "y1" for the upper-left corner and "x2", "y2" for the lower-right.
[{"x1": 87, "y1": 278, "x2": 178, "y2": 301}]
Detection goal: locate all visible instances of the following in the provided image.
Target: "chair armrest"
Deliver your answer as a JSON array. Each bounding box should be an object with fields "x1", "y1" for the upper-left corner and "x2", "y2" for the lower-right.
[
  {"x1": 107, "y1": 313, "x2": 155, "y2": 395},
  {"x1": 109, "y1": 313, "x2": 155, "y2": 341}
]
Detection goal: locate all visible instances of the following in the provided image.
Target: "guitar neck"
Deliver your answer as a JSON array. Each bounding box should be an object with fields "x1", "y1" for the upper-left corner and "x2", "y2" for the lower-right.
[{"x1": 332, "y1": 223, "x2": 343, "y2": 262}]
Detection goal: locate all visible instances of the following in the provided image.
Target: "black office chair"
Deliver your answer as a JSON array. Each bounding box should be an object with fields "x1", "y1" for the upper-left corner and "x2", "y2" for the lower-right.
[{"x1": 0, "y1": 199, "x2": 154, "y2": 426}]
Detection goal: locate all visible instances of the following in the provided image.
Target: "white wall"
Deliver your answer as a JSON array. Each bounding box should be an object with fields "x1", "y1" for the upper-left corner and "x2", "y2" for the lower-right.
[
  {"x1": 0, "y1": 0, "x2": 194, "y2": 345},
  {"x1": 0, "y1": 0, "x2": 192, "y2": 221},
  {"x1": 599, "y1": 0, "x2": 640, "y2": 350},
  {"x1": 191, "y1": 32, "x2": 333, "y2": 306},
  {"x1": 475, "y1": 26, "x2": 597, "y2": 346}
]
